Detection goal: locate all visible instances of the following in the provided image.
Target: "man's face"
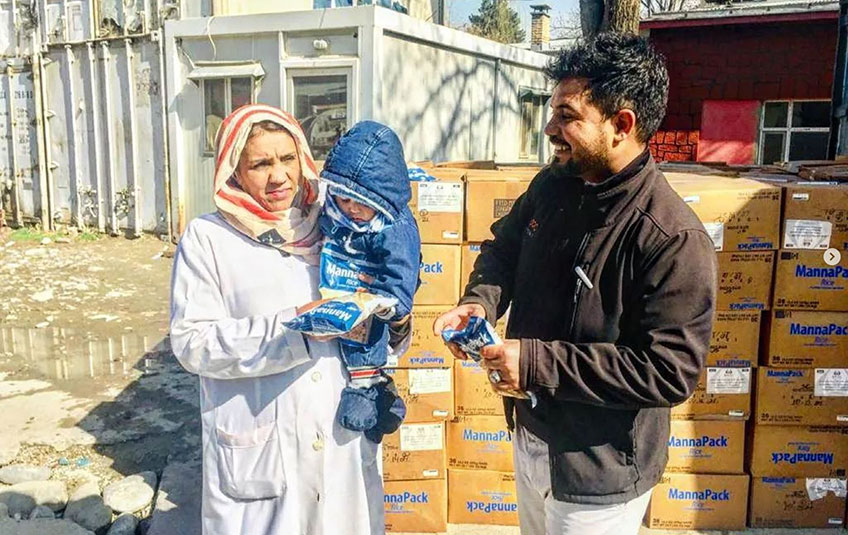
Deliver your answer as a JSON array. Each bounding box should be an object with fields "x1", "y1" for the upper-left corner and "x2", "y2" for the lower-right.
[{"x1": 544, "y1": 78, "x2": 617, "y2": 183}]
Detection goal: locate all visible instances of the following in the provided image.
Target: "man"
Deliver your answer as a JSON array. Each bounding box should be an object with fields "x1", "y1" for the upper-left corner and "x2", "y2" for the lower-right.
[{"x1": 434, "y1": 33, "x2": 717, "y2": 535}]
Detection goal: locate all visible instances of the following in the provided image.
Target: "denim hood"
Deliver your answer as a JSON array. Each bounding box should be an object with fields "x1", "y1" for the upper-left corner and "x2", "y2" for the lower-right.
[{"x1": 320, "y1": 121, "x2": 410, "y2": 221}]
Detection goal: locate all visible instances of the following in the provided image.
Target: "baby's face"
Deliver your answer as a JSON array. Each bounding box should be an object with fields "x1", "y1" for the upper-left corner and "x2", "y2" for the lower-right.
[{"x1": 334, "y1": 195, "x2": 377, "y2": 223}]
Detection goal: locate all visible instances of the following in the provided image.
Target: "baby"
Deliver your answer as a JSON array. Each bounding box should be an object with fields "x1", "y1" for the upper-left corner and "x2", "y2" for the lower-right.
[{"x1": 319, "y1": 120, "x2": 421, "y2": 443}]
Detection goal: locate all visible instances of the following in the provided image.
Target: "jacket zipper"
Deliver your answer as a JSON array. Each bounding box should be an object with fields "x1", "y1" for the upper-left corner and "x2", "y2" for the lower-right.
[{"x1": 568, "y1": 233, "x2": 591, "y2": 337}]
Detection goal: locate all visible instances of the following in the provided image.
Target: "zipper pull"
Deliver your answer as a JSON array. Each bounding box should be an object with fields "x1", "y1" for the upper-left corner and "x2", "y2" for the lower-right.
[
  {"x1": 574, "y1": 266, "x2": 594, "y2": 290},
  {"x1": 573, "y1": 278, "x2": 583, "y2": 304}
]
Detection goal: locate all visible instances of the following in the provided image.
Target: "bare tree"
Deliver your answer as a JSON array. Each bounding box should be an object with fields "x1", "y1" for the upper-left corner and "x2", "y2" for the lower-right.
[
  {"x1": 551, "y1": 11, "x2": 582, "y2": 40},
  {"x1": 641, "y1": 0, "x2": 689, "y2": 17},
  {"x1": 579, "y1": 0, "x2": 640, "y2": 38}
]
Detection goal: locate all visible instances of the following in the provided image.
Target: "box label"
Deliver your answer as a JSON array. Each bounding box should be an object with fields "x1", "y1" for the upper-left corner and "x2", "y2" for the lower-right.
[
  {"x1": 814, "y1": 369, "x2": 848, "y2": 397},
  {"x1": 418, "y1": 182, "x2": 463, "y2": 213},
  {"x1": 703, "y1": 222, "x2": 725, "y2": 251},
  {"x1": 409, "y1": 368, "x2": 451, "y2": 395},
  {"x1": 706, "y1": 367, "x2": 751, "y2": 394},
  {"x1": 400, "y1": 423, "x2": 443, "y2": 452},
  {"x1": 806, "y1": 478, "x2": 847, "y2": 501},
  {"x1": 784, "y1": 219, "x2": 832, "y2": 250},
  {"x1": 493, "y1": 199, "x2": 516, "y2": 218}
]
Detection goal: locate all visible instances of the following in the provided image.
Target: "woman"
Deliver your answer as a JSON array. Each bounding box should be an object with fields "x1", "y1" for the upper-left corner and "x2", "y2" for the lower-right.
[{"x1": 170, "y1": 104, "x2": 387, "y2": 534}]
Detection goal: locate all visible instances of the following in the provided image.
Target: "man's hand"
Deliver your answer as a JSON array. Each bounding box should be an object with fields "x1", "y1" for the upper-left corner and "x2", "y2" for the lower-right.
[
  {"x1": 432, "y1": 303, "x2": 486, "y2": 360},
  {"x1": 480, "y1": 340, "x2": 521, "y2": 392}
]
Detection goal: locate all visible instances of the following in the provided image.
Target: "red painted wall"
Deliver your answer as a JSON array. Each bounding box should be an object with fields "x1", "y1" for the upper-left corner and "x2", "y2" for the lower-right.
[
  {"x1": 647, "y1": 18, "x2": 837, "y2": 162},
  {"x1": 698, "y1": 100, "x2": 760, "y2": 164}
]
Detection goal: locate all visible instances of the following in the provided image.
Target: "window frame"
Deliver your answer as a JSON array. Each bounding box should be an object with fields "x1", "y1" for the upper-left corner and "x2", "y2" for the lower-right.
[
  {"x1": 200, "y1": 76, "x2": 257, "y2": 155},
  {"x1": 517, "y1": 87, "x2": 550, "y2": 161},
  {"x1": 758, "y1": 99, "x2": 830, "y2": 164}
]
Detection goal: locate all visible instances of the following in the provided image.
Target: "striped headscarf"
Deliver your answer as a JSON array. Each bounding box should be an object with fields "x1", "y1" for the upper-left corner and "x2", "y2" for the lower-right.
[{"x1": 213, "y1": 104, "x2": 323, "y2": 264}]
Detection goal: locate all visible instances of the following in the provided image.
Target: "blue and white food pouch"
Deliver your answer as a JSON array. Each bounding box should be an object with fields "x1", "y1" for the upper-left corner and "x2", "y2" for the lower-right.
[
  {"x1": 441, "y1": 316, "x2": 537, "y2": 406},
  {"x1": 284, "y1": 293, "x2": 397, "y2": 345},
  {"x1": 319, "y1": 241, "x2": 380, "y2": 298}
]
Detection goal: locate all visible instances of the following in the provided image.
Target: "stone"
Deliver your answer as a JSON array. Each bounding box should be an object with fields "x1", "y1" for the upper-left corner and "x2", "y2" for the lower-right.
[
  {"x1": 106, "y1": 513, "x2": 139, "y2": 535},
  {"x1": 103, "y1": 472, "x2": 156, "y2": 514},
  {"x1": 147, "y1": 462, "x2": 200, "y2": 535},
  {"x1": 0, "y1": 480, "x2": 68, "y2": 517},
  {"x1": 0, "y1": 503, "x2": 7, "y2": 519},
  {"x1": 0, "y1": 518, "x2": 94, "y2": 535},
  {"x1": 30, "y1": 289, "x2": 54, "y2": 302},
  {"x1": 0, "y1": 465, "x2": 51, "y2": 485},
  {"x1": 28, "y1": 505, "x2": 54, "y2": 519},
  {"x1": 64, "y1": 482, "x2": 111, "y2": 533}
]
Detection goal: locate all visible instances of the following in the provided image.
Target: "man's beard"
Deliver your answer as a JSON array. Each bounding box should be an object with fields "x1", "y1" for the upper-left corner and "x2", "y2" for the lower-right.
[{"x1": 550, "y1": 135, "x2": 612, "y2": 181}]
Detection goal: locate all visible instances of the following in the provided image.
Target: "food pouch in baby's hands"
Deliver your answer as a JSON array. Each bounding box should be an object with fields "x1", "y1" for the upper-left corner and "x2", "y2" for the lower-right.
[
  {"x1": 284, "y1": 293, "x2": 397, "y2": 344},
  {"x1": 319, "y1": 241, "x2": 378, "y2": 299},
  {"x1": 441, "y1": 316, "x2": 537, "y2": 406}
]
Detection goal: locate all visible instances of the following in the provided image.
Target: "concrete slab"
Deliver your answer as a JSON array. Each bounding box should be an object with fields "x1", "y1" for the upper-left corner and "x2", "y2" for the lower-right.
[{"x1": 147, "y1": 461, "x2": 203, "y2": 535}]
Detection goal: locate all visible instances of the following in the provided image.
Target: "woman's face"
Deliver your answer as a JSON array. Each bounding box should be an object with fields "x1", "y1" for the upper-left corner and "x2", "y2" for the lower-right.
[{"x1": 235, "y1": 129, "x2": 301, "y2": 211}]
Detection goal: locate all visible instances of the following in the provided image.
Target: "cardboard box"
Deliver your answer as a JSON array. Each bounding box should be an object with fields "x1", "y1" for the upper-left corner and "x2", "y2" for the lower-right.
[
  {"x1": 755, "y1": 367, "x2": 848, "y2": 426},
  {"x1": 765, "y1": 310, "x2": 848, "y2": 368},
  {"x1": 464, "y1": 171, "x2": 531, "y2": 242},
  {"x1": 666, "y1": 174, "x2": 781, "y2": 251},
  {"x1": 447, "y1": 469, "x2": 519, "y2": 526},
  {"x1": 646, "y1": 473, "x2": 749, "y2": 530},
  {"x1": 395, "y1": 305, "x2": 452, "y2": 368},
  {"x1": 447, "y1": 415, "x2": 514, "y2": 472},
  {"x1": 671, "y1": 367, "x2": 752, "y2": 420},
  {"x1": 384, "y1": 478, "x2": 447, "y2": 533},
  {"x1": 409, "y1": 180, "x2": 464, "y2": 245},
  {"x1": 774, "y1": 250, "x2": 848, "y2": 312},
  {"x1": 748, "y1": 425, "x2": 848, "y2": 477},
  {"x1": 782, "y1": 183, "x2": 848, "y2": 251},
  {"x1": 382, "y1": 422, "x2": 446, "y2": 481},
  {"x1": 454, "y1": 359, "x2": 505, "y2": 417},
  {"x1": 435, "y1": 160, "x2": 496, "y2": 170},
  {"x1": 384, "y1": 368, "x2": 453, "y2": 423},
  {"x1": 415, "y1": 244, "x2": 461, "y2": 306},
  {"x1": 716, "y1": 251, "x2": 775, "y2": 311},
  {"x1": 749, "y1": 476, "x2": 847, "y2": 528},
  {"x1": 460, "y1": 242, "x2": 481, "y2": 291},
  {"x1": 666, "y1": 420, "x2": 745, "y2": 474},
  {"x1": 708, "y1": 310, "x2": 761, "y2": 368}
]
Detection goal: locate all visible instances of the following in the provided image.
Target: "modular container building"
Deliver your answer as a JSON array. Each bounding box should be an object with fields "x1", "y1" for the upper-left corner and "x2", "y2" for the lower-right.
[{"x1": 164, "y1": 5, "x2": 550, "y2": 233}]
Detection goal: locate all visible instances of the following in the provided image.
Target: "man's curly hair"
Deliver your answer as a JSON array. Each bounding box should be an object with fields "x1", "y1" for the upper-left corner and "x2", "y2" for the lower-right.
[{"x1": 545, "y1": 32, "x2": 669, "y2": 143}]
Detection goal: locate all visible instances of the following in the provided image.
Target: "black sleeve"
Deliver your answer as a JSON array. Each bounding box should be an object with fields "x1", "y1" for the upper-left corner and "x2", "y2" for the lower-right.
[{"x1": 519, "y1": 229, "x2": 717, "y2": 409}]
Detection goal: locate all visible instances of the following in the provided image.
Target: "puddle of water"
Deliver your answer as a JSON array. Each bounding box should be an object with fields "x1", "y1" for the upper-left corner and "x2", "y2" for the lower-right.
[{"x1": 0, "y1": 326, "x2": 171, "y2": 382}]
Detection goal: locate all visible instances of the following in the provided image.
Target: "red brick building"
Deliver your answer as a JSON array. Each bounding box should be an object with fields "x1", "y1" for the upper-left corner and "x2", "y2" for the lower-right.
[{"x1": 642, "y1": 1, "x2": 838, "y2": 164}]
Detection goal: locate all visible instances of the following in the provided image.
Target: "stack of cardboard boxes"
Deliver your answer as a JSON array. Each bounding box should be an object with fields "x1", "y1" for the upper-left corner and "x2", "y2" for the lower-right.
[
  {"x1": 645, "y1": 175, "x2": 779, "y2": 530},
  {"x1": 749, "y1": 182, "x2": 848, "y2": 529},
  {"x1": 382, "y1": 163, "x2": 535, "y2": 531},
  {"x1": 385, "y1": 162, "x2": 848, "y2": 532}
]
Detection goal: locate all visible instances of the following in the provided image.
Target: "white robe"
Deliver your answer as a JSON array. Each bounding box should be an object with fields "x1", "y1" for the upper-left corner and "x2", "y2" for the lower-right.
[{"x1": 170, "y1": 213, "x2": 385, "y2": 535}]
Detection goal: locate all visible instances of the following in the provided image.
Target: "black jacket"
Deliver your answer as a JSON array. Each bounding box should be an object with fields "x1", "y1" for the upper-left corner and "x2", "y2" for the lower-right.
[{"x1": 461, "y1": 153, "x2": 717, "y2": 505}]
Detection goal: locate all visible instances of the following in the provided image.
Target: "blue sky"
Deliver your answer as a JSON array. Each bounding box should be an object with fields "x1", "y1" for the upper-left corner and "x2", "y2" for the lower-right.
[{"x1": 447, "y1": 0, "x2": 581, "y2": 40}]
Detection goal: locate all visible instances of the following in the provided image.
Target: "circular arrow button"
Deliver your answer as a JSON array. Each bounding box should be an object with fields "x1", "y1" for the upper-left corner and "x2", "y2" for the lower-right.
[{"x1": 824, "y1": 248, "x2": 841, "y2": 267}]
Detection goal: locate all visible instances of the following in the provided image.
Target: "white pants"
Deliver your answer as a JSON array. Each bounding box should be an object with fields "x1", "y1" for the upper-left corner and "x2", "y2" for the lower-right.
[{"x1": 513, "y1": 424, "x2": 652, "y2": 535}]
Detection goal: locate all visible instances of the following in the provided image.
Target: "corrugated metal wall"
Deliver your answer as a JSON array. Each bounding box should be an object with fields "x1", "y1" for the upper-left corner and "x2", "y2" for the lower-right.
[
  {"x1": 0, "y1": 0, "x2": 173, "y2": 235},
  {"x1": 42, "y1": 39, "x2": 168, "y2": 235}
]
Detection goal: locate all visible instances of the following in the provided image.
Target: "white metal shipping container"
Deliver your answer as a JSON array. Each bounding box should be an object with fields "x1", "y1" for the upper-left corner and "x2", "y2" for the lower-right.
[
  {"x1": 39, "y1": 39, "x2": 169, "y2": 236},
  {"x1": 164, "y1": 5, "x2": 550, "y2": 234},
  {"x1": 0, "y1": 59, "x2": 45, "y2": 227}
]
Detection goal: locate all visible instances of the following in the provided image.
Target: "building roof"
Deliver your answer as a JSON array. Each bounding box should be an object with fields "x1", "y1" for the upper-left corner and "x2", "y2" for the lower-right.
[{"x1": 641, "y1": 0, "x2": 838, "y2": 28}]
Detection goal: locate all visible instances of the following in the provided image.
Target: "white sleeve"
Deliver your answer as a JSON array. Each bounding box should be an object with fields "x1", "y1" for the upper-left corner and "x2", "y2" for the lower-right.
[{"x1": 169, "y1": 226, "x2": 311, "y2": 380}]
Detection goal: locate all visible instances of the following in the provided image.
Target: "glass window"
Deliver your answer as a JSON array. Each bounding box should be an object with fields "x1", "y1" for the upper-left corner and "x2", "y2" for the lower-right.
[
  {"x1": 519, "y1": 91, "x2": 547, "y2": 159},
  {"x1": 291, "y1": 74, "x2": 348, "y2": 160},
  {"x1": 230, "y1": 78, "x2": 252, "y2": 111},
  {"x1": 204, "y1": 79, "x2": 227, "y2": 153},
  {"x1": 792, "y1": 101, "x2": 830, "y2": 128},
  {"x1": 313, "y1": 0, "x2": 332, "y2": 7},
  {"x1": 759, "y1": 100, "x2": 829, "y2": 164},
  {"x1": 761, "y1": 132, "x2": 785, "y2": 165},
  {"x1": 762, "y1": 102, "x2": 788, "y2": 128},
  {"x1": 788, "y1": 132, "x2": 829, "y2": 161}
]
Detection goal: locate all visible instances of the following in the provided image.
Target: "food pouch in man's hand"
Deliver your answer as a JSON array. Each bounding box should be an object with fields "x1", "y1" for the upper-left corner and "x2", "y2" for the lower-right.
[
  {"x1": 441, "y1": 316, "x2": 537, "y2": 406},
  {"x1": 285, "y1": 293, "x2": 397, "y2": 345}
]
